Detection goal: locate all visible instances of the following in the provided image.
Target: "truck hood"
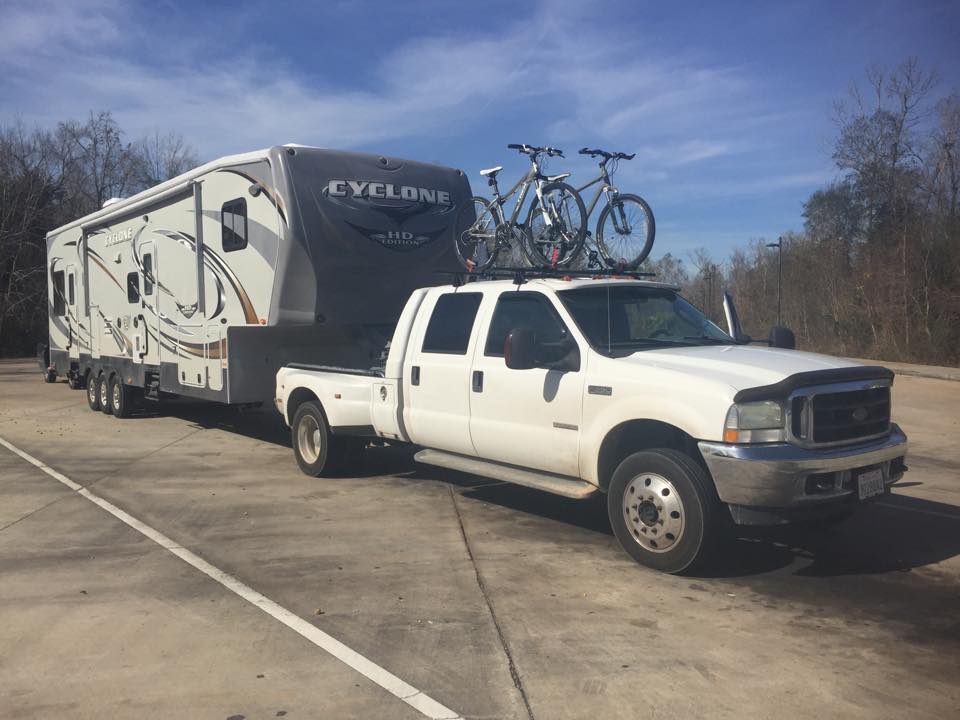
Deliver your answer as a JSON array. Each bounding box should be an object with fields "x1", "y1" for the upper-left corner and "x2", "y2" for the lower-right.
[{"x1": 617, "y1": 344, "x2": 862, "y2": 394}]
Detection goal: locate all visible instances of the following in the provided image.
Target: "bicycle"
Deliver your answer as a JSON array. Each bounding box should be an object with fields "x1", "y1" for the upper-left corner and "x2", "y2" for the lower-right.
[
  {"x1": 576, "y1": 148, "x2": 655, "y2": 269},
  {"x1": 453, "y1": 144, "x2": 587, "y2": 272}
]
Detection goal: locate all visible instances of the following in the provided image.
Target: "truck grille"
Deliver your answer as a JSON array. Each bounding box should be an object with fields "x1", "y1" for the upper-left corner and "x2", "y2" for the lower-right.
[{"x1": 809, "y1": 386, "x2": 890, "y2": 444}]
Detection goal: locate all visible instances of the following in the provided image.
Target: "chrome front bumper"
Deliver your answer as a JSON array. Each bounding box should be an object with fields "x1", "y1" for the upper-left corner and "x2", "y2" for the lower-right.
[{"x1": 698, "y1": 424, "x2": 908, "y2": 509}]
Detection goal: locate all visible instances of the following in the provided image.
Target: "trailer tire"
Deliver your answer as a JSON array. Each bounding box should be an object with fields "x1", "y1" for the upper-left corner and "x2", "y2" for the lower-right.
[
  {"x1": 292, "y1": 401, "x2": 353, "y2": 477},
  {"x1": 99, "y1": 373, "x2": 114, "y2": 415},
  {"x1": 43, "y1": 368, "x2": 57, "y2": 383},
  {"x1": 111, "y1": 376, "x2": 135, "y2": 418},
  {"x1": 607, "y1": 448, "x2": 726, "y2": 575},
  {"x1": 87, "y1": 372, "x2": 101, "y2": 411}
]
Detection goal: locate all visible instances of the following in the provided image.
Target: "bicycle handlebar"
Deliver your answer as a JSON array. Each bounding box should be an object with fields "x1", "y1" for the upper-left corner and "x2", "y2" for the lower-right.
[
  {"x1": 507, "y1": 144, "x2": 565, "y2": 158},
  {"x1": 578, "y1": 147, "x2": 635, "y2": 161}
]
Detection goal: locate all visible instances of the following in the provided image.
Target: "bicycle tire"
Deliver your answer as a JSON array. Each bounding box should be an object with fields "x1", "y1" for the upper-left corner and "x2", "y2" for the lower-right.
[
  {"x1": 524, "y1": 181, "x2": 587, "y2": 268},
  {"x1": 595, "y1": 193, "x2": 655, "y2": 269},
  {"x1": 453, "y1": 196, "x2": 500, "y2": 272}
]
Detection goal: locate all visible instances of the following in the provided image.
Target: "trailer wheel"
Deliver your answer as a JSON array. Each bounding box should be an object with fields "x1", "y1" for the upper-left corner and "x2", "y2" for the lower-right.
[
  {"x1": 68, "y1": 372, "x2": 84, "y2": 390},
  {"x1": 111, "y1": 376, "x2": 135, "y2": 418},
  {"x1": 99, "y1": 374, "x2": 114, "y2": 415},
  {"x1": 292, "y1": 401, "x2": 353, "y2": 477},
  {"x1": 607, "y1": 448, "x2": 726, "y2": 574},
  {"x1": 87, "y1": 372, "x2": 101, "y2": 411},
  {"x1": 43, "y1": 368, "x2": 57, "y2": 383}
]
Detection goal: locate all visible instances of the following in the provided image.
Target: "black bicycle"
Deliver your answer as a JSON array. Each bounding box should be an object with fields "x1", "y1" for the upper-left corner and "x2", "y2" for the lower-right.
[
  {"x1": 576, "y1": 148, "x2": 655, "y2": 269},
  {"x1": 454, "y1": 144, "x2": 587, "y2": 272}
]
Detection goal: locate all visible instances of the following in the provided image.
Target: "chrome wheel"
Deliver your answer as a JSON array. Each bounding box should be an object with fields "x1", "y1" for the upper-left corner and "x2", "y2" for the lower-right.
[
  {"x1": 99, "y1": 378, "x2": 108, "y2": 408},
  {"x1": 112, "y1": 382, "x2": 120, "y2": 409},
  {"x1": 622, "y1": 472, "x2": 685, "y2": 553},
  {"x1": 88, "y1": 379, "x2": 97, "y2": 405},
  {"x1": 296, "y1": 414, "x2": 322, "y2": 464}
]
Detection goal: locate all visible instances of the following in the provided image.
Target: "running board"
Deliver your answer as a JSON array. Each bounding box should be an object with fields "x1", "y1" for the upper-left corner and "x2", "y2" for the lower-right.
[{"x1": 414, "y1": 449, "x2": 597, "y2": 499}]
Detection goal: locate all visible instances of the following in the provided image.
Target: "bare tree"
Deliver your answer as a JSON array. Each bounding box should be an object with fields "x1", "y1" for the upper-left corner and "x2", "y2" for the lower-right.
[{"x1": 134, "y1": 130, "x2": 199, "y2": 191}]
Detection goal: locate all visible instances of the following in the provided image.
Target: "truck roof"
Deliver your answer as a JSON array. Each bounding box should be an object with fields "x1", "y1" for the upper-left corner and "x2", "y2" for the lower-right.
[{"x1": 432, "y1": 277, "x2": 681, "y2": 293}]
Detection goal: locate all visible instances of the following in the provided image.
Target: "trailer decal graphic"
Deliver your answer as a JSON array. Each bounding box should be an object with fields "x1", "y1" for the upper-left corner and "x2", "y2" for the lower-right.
[{"x1": 218, "y1": 168, "x2": 287, "y2": 224}]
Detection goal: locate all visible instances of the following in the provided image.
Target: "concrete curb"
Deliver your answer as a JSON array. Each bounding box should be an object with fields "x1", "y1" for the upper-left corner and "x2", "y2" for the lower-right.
[{"x1": 847, "y1": 358, "x2": 960, "y2": 382}]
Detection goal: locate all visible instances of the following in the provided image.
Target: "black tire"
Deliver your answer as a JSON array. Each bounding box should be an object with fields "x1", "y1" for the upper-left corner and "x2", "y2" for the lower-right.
[
  {"x1": 43, "y1": 368, "x2": 57, "y2": 383},
  {"x1": 68, "y1": 372, "x2": 84, "y2": 390},
  {"x1": 87, "y1": 371, "x2": 101, "y2": 411},
  {"x1": 291, "y1": 401, "x2": 359, "y2": 477},
  {"x1": 607, "y1": 448, "x2": 726, "y2": 574},
  {"x1": 99, "y1": 373, "x2": 114, "y2": 415},
  {"x1": 595, "y1": 193, "x2": 655, "y2": 269},
  {"x1": 525, "y1": 181, "x2": 587, "y2": 267},
  {"x1": 453, "y1": 196, "x2": 501, "y2": 272},
  {"x1": 111, "y1": 375, "x2": 136, "y2": 418}
]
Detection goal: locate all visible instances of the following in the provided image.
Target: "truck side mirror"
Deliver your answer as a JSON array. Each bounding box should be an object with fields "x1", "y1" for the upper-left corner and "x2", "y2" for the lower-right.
[
  {"x1": 504, "y1": 328, "x2": 537, "y2": 370},
  {"x1": 768, "y1": 325, "x2": 796, "y2": 349}
]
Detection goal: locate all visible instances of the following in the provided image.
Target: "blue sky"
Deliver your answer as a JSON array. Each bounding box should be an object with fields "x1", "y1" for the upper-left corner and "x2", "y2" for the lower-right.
[{"x1": 2, "y1": 0, "x2": 958, "y2": 262}]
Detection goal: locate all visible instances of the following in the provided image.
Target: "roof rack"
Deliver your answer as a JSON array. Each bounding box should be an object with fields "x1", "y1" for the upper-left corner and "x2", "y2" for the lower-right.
[{"x1": 438, "y1": 266, "x2": 656, "y2": 287}]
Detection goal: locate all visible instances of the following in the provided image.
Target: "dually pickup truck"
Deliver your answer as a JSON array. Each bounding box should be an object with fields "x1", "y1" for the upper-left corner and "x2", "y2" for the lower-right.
[{"x1": 275, "y1": 276, "x2": 908, "y2": 573}]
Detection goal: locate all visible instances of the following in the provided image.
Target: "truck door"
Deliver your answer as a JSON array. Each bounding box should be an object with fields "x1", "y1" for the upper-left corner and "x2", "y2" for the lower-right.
[
  {"x1": 402, "y1": 291, "x2": 483, "y2": 456},
  {"x1": 468, "y1": 291, "x2": 585, "y2": 477}
]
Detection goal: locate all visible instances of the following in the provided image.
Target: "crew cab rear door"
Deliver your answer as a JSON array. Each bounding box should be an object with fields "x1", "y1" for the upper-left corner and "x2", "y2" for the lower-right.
[
  {"x1": 468, "y1": 290, "x2": 585, "y2": 476},
  {"x1": 401, "y1": 290, "x2": 483, "y2": 456}
]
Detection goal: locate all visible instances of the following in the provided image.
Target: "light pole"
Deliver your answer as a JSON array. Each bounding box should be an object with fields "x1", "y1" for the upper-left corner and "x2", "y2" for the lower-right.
[{"x1": 766, "y1": 237, "x2": 782, "y2": 326}]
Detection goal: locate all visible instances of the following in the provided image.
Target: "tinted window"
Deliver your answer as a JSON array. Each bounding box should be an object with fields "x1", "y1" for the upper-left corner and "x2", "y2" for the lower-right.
[
  {"x1": 143, "y1": 253, "x2": 154, "y2": 296},
  {"x1": 422, "y1": 293, "x2": 482, "y2": 354},
  {"x1": 52, "y1": 271, "x2": 65, "y2": 316},
  {"x1": 222, "y1": 198, "x2": 248, "y2": 252},
  {"x1": 127, "y1": 272, "x2": 140, "y2": 303},
  {"x1": 485, "y1": 292, "x2": 569, "y2": 357},
  {"x1": 67, "y1": 273, "x2": 75, "y2": 305}
]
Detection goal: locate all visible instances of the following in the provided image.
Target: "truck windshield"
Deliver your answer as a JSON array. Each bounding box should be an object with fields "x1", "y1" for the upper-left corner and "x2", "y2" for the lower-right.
[{"x1": 556, "y1": 285, "x2": 734, "y2": 355}]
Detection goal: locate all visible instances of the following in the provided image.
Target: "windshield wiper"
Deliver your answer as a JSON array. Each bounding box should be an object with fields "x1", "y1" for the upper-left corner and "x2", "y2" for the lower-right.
[{"x1": 683, "y1": 335, "x2": 734, "y2": 345}]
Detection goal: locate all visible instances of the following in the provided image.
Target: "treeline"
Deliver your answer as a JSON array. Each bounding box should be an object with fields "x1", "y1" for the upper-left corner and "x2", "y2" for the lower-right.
[
  {"x1": 647, "y1": 59, "x2": 960, "y2": 366},
  {"x1": 0, "y1": 112, "x2": 197, "y2": 356}
]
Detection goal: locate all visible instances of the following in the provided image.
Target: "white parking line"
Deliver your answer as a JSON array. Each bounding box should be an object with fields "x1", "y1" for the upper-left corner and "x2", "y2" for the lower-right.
[{"x1": 0, "y1": 435, "x2": 463, "y2": 720}]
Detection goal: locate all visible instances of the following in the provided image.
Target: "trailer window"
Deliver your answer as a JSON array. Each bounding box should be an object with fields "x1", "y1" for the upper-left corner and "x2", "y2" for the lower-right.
[
  {"x1": 422, "y1": 293, "x2": 482, "y2": 355},
  {"x1": 143, "y1": 253, "x2": 154, "y2": 295},
  {"x1": 222, "y1": 198, "x2": 247, "y2": 252},
  {"x1": 127, "y1": 272, "x2": 140, "y2": 303},
  {"x1": 52, "y1": 271, "x2": 66, "y2": 316},
  {"x1": 67, "y1": 274, "x2": 75, "y2": 305}
]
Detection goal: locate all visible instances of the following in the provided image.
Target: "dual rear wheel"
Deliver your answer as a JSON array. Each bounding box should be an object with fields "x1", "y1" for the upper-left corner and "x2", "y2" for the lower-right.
[{"x1": 292, "y1": 401, "x2": 365, "y2": 477}]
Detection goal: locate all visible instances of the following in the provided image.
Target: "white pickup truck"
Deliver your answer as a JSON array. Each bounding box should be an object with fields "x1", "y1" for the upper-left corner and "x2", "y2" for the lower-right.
[{"x1": 275, "y1": 276, "x2": 908, "y2": 573}]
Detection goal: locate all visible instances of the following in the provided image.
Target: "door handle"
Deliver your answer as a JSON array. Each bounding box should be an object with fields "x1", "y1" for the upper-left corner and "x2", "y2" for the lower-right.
[
  {"x1": 411, "y1": 365, "x2": 420, "y2": 386},
  {"x1": 472, "y1": 370, "x2": 483, "y2": 392}
]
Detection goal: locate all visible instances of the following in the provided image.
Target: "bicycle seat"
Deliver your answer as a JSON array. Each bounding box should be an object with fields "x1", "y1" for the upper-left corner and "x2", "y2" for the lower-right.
[
  {"x1": 479, "y1": 166, "x2": 503, "y2": 177},
  {"x1": 546, "y1": 172, "x2": 571, "y2": 181}
]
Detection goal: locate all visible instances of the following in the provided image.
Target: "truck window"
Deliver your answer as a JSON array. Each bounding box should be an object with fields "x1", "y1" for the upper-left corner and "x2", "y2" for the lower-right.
[
  {"x1": 52, "y1": 271, "x2": 66, "y2": 316},
  {"x1": 485, "y1": 292, "x2": 569, "y2": 357},
  {"x1": 143, "y1": 253, "x2": 154, "y2": 295},
  {"x1": 222, "y1": 198, "x2": 248, "y2": 252},
  {"x1": 127, "y1": 272, "x2": 140, "y2": 303},
  {"x1": 422, "y1": 293, "x2": 482, "y2": 355}
]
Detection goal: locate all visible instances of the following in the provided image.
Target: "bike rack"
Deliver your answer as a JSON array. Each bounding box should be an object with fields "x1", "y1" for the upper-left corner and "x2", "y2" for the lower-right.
[{"x1": 438, "y1": 266, "x2": 657, "y2": 287}]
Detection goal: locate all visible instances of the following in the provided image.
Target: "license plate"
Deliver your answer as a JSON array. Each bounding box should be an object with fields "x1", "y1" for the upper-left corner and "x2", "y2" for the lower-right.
[{"x1": 857, "y1": 468, "x2": 885, "y2": 500}]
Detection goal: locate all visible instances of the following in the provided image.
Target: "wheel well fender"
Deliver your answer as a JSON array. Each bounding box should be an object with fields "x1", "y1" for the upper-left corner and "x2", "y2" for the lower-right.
[
  {"x1": 286, "y1": 386, "x2": 321, "y2": 425},
  {"x1": 596, "y1": 419, "x2": 701, "y2": 491}
]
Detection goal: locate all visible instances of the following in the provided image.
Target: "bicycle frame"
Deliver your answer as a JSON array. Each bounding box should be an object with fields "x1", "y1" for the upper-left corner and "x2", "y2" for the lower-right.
[
  {"x1": 575, "y1": 164, "x2": 618, "y2": 220},
  {"x1": 487, "y1": 156, "x2": 555, "y2": 229}
]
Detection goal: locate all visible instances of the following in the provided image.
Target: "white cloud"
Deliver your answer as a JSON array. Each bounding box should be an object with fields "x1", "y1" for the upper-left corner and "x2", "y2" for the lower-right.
[{"x1": 0, "y1": 0, "x2": 816, "y2": 208}]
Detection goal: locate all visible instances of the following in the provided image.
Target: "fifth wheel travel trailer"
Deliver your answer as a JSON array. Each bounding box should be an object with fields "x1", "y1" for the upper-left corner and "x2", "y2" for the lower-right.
[{"x1": 44, "y1": 145, "x2": 471, "y2": 416}]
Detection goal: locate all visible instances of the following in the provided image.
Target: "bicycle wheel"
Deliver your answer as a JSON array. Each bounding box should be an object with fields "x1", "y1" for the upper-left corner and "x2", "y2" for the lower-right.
[
  {"x1": 595, "y1": 193, "x2": 655, "y2": 269},
  {"x1": 525, "y1": 182, "x2": 587, "y2": 268},
  {"x1": 453, "y1": 196, "x2": 500, "y2": 272}
]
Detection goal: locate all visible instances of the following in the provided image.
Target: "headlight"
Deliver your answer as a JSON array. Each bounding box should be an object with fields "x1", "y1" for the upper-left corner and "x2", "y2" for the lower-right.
[{"x1": 724, "y1": 400, "x2": 785, "y2": 443}]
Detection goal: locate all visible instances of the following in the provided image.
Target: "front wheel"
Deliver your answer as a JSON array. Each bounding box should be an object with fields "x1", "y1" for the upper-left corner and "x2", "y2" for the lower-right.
[
  {"x1": 526, "y1": 182, "x2": 587, "y2": 267},
  {"x1": 595, "y1": 193, "x2": 655, "y2": 269},
  {"x1": 453, "y1": 197, "x2": 500, "y2": 272},
  {"x1": 607, "y1": 448, "x2": 725, "y2": 574}
]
